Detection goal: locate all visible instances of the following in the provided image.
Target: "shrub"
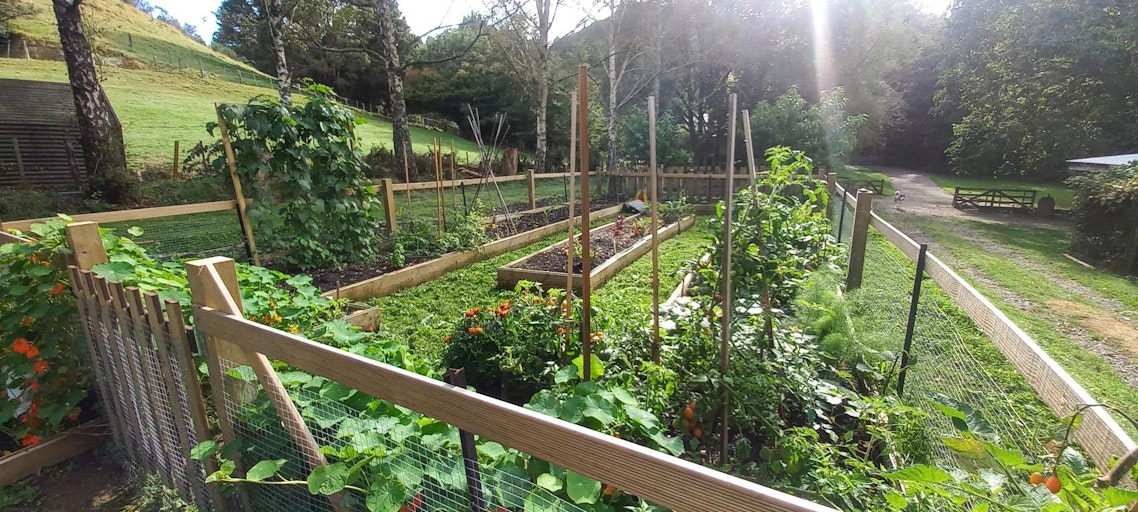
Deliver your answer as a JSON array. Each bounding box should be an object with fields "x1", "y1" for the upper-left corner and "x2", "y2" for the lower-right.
[
  {"x1": 618, "y1": 105, "x2": 692, "y2": 167},
  {"x1": 750, "y1": 87, "x2": 865, "y2": 170},
  {"x1": 1067, "y1": 164, "x2": 1138, "y2": 273}
]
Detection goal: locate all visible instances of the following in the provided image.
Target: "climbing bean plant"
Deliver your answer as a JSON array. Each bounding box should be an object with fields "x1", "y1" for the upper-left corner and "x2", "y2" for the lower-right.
[{"x1": 212, "y1": 83, "x2": 382, "y2": 270}]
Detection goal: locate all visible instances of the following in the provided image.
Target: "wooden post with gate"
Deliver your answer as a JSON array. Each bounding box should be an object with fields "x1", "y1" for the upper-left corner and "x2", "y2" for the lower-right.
[{"x1": 846, "y1": 190, "x2": 874, "y2": 290}]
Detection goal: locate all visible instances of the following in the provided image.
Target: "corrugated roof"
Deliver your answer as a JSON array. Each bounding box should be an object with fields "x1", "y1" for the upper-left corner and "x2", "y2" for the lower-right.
[{"x1": 1066, "y1": 154, "x2": 1138, "y2": 166}]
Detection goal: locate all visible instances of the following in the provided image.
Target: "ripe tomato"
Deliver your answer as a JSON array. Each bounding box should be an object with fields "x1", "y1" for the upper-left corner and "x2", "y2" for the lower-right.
[
  {"x1": 692, "y1": 427, "x2": 703, "y2": 439},
  {"x1": 1045, "y1": 475, "x2": 1061, "y2": 494},
  {"x1": 1029, "y1": 472, "x2": 1045, "y2": 485}
]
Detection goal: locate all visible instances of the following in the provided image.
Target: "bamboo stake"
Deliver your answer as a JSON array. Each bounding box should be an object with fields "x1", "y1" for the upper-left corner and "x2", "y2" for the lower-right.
[
  {"x1": 719, "y1": 93, "x2": 738, "y2": 466},
  {"x1": 649, "y1": 96, "x2": 661, "y2": 363},
  {"x1": 402, "y1": 140, "x2": 413, "y2": 227},
  {"x1": 564, "y1": 91, "x2": 578, "y2": 347},
  {"x1": 579, "y1": 65, "x2": 593, "y2": 381},
  {"x1": 742, "y1": 110, "x2": 757, "y2": 187},
  {"x1": 214, "y1": 104, "x2": 260, "y2": 265},
  {"x1": 435, "y1": 139, "x2": 444, "y2": 236},
  {"x1": 450, "y1": 141, "x2": 458, "y2": 215}
]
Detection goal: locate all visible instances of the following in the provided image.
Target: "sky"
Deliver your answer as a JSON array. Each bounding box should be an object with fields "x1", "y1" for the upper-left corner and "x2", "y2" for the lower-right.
[{"x1": 153, "y1": 0, "x2": 953, "y2": 45}]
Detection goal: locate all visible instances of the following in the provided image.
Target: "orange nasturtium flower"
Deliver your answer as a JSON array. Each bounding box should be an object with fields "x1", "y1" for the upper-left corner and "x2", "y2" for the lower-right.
[
  {"x1": 12, "y1": 338, "x2": 30, "y2": 354},
  {"x1": 287, "y1": 325, "x2": 300, "y2": 334},
  {"x1": 556, "y1": 327, "x2": 566, "y2": 335},
  {"x1": 24, "y1": 346, "x2": 39, "y2": 359},
  {"x1": 464, "y1": 307, "x2": 480, "y2": 318},
  {"x1": 20, "y1": 434, "x2": 40, "y2": 447},
  {"x1": 18, "y1": 317, "x2": 34, "y2": 327},
  {"x1": 467, "y1": 326, "x2": 484, "y2": 335},
  {"x1": 32, "y1": 361, "x2": 49, "y2": 373},
  {"x1": 50, "y1": 282, "x2": 65, "y2": 295}
]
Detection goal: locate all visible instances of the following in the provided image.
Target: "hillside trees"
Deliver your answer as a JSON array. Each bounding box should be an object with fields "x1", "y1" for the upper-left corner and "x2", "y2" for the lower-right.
[
  {"x1": 938, "y1": 0, "x2": 1138, "y2": 179},
  {"x1": 51, "y1": 0, "x2": 138, "y2": 204},
  {"x1": 0, "y1": 0, "x2": 38, "y2": 39}
]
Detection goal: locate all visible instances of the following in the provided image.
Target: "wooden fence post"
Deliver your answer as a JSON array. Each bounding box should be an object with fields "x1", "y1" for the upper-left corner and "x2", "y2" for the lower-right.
[
  {"x1": 381, "y1": 178, "x2": 397, "y2": 233},
  {"x1": 172, "y1": 141, "x2": 181, "y2": 179},
  {"x1": 65, "y1": 221, "x2": 108, "y2": 269},
  {"x1": 12, "y1": 136, "x2": 27, "y2": 185},
  {"x1": 846, "y1": 190, "x2": 873, "y2": 291},
  {"x1": 187, "y1": 257, "x2": 345, "y2": 511},
  {"x1": 527, "y1": 170, "x2": 536, "y2": 209},
  {"x1": 214, "y1": 104, "x2": 260, "y2": 266},
  {"x1": 826, "y1": 173, "x2": 837, "y2": 219}
]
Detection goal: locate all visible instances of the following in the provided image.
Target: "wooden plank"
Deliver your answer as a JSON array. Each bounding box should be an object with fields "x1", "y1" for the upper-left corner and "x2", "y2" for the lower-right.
[
  {"x1": 215, "y1": 104, "x2": 260, "y2": 266},
  {"x1": 192, "y1": 308, "x2": 833, "y2": 512},
  {"x1": 380, "y1": 178, "x2": 397, "y2": 233},
  {"x1": 845, "y1": 190, "x2": 874, "y2": 290},
  {"x1": 368, "y1": 172, "x2": 598, "y2": 193},
  {"x1": 326, "y1": 204, "x2": 625, "y2": 301},
  {"x1": 0, "y1": 420, "x2": 110, "y2": 486},
  {"x1": 3, "y1": 200, "x2": 252, "y2": 233},
  {"x1": 64, "y1": 222, "x2": 108, "y2": 269}
]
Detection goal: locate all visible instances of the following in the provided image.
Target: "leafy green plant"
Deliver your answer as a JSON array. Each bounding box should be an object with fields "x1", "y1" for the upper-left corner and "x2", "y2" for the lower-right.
[
  {"x1": 212, "y1": 83, "x2": 382, "y2": 270},
  {"x1": 440, "y1": 282, "x2": 581, "y2": 403},
  {"x1": 883, "y1": 401, "x2": 1138, "y2": 511},
  {"x1": 1, "y1": 216, "x2": 89, "y2": 446}
]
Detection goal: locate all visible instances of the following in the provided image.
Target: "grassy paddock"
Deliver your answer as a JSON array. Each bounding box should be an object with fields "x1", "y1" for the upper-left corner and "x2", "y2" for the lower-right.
[
  {"x1": 840, "y1": 166, "x2": 894, "y2": 196},
  {"x1": 923, "y1": 174, "x2": 1075, "y2": 209},
  {"x1": 909, "y1": 218, "x2": 1138, "y2": 439},
  {"x1": 0, "y1": 60, "x2": 484, "y2": 169}
]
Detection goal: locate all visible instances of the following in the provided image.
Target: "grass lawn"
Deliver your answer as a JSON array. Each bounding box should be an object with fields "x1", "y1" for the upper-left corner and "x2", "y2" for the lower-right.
[
  {"x1": 908, "y1": 217, "x2": 1138, "y2": 439},
  {"x1": 923, "y1": 174, "x2": 1076, "y2": 210},
  {"x1": 839, "y1": 166, "x2": 894, "y2": 196},
  {"x1": 0, "y1": 60, "x2": 484, "y2": 169}
]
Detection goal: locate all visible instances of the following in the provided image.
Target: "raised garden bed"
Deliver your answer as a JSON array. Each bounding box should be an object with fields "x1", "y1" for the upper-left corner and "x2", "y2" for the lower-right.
[
  {"x1": 0, "y1": 419, "x2": 109, "y2": 486},
  {"x1": 323, "y1": 203, "x2": 628, "y2": 301},
  {"x1": 497, "y1": 215, "x2": 696, "y2": 292}
]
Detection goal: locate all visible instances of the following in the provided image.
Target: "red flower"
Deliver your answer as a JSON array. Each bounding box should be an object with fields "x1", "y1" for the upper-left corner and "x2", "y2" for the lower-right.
[
  {"x1": 11, "y1": 338, "x2": 29, "y2": 354},
  {"x1": 30, "y1": 381, "x2": 40, "y2": 392},
  {"x1": 464, "y1": 307, "x2": 481, "y2": 318},
  {"x1": 24, "y1": 346, "x2": 39, "y2": 359},
  {"x1": 20, "y1": 434, "x2": 40, "y2": 447},
  {"x1": 33, "y1": 361, "x2": 48, "y2": 373},
  {"x1": 49, "y1": 282, "x2": 65, "y2": 295}
]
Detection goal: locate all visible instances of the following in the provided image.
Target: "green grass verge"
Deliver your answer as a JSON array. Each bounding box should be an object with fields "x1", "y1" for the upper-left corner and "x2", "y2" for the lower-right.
[
  {"x1": 368, "y1": 217, "x2": 711, "y2": 361},
  {"x1": 908, "y1": 218, "x2": 1138, "y2": 439},
  {"x1": 848, "y1": 232, "x2": 1061, "y2": 462},
  {"x1": 840, "y1": 167, "x2": 894, "y2": 196},
  {"x1": 0, "y1": 60, "x2": 484, "y2": 169},
  {"x1": 923, "y1": 174, "x2": 1075, "y2": 210}
]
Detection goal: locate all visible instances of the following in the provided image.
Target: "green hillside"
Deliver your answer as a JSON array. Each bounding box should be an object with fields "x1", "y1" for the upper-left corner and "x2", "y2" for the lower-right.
[{"x1": 2, "y1": 0, "x2": 482, "y2": 169}]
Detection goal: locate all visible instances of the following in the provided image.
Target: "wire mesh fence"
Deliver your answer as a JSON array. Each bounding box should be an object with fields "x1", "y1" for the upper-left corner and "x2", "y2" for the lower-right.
[
  {"x1": 393, "y1": 178, "x2": 573, "y2": 230},
  {"x1": 72, "y1": 274, "x2": 214, "y2": 511},
  {"x1": 101, "y1": 209, "x2": 249, "y2": 262},
  {"x1": 855, "y1": 232, "x2": 1053, "y2": 465},
  {"x1": 211, "y1": 353, "x2": 595, "y2": 512}
]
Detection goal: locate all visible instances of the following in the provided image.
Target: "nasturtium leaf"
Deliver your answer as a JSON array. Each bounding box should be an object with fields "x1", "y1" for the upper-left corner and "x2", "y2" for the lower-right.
[
  {"x1": 581, "y1": 394, "x2": 615, "y2": 426},
  {"x1": 127, "y1": 226, "x2": 144, "y2": 237},
  {"x1": 571, "y1": 354, "x2": 605, "y2": 380},
  {"x1": 91, "y1": 261, "x2": 136, "y2": 283},
  {"x1": 611, "y1": 387, "x2": 637, "y2": 406},
  {"x1": 365, "y1": 477, "x2": 406, "y2": 512},
  {"x1": 565, "y1": 470, "x2": 601, "y2": 504},
  {"x1": 478, "y1": 441, "x2": 507, "y2": 461},
  {"x1": 495, "y1": 464, "x2": 531, "y2": 509},
  {"x1": 307, "y1": 463, "x2": 349, "y2": 495},
  {"x1": 190, "y1": 440, "x2": 219, "y2": 460},
  {"x1": 226, "y1": 366, "x2": 257, "y2": 382},
  {"x1": 554, "y1": 364, "x2": 578, "y2": 384},
  {"x1": 524, "y1": 490, "x2": 563, "y2": 512},
  {"x1": 536, "y1": 473, "x2": 563, "y2": 492},
  {"x1": 559, "y1": 397, "x2": 585, "y2": 423},
  {"x1": 525, "y1": 391, "x2": 560, "y2": 417},
  {"x1": 278, "y1": 371, "x2": 313, "y2": 386},
  {"x1": 246, "y1": 459, "x2": 286, "y2": 482}
]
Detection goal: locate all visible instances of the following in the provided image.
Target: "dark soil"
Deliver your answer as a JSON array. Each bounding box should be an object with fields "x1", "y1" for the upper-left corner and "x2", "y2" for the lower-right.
[
  {"x1": 484, "y1": 199, "x2": 622, "y2": 239},
  {"x1": 518, "y1": 215, "x2": 646, "y2": 273},
  {"x1": 6, "y1": 449, "x2": 137, "y2": 512}
]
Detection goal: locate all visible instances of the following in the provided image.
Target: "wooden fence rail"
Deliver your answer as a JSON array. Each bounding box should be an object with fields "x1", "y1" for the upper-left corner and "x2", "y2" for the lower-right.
[
  {"x1": 190, "y1": 257, "x2": 836, "y2": 512},
  {"x1": 835, "y1": 183, "x2": 1136, "y2": 471}
]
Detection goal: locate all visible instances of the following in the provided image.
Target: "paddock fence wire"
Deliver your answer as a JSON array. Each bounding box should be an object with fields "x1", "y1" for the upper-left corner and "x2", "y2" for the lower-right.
[{"x1": 831, "y1": 182, "x2": 1137, "y2": 470}]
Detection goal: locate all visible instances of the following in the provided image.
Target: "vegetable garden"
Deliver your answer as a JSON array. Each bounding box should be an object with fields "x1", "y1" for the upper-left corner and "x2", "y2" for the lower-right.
[{"x1": 2, "y1": 88, "x2": 1137, "y2": 512}]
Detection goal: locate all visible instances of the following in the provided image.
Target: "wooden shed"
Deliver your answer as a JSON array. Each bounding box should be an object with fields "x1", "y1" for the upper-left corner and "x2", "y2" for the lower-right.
[{"x1": 0, "y1": 79, "x2": 86, "y2": 191}]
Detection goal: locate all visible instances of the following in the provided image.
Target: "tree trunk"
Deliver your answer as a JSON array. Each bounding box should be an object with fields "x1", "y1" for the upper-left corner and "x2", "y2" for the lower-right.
[
  {"x1": 52, "y1": 0, "x2": 137, "y2": 204},
  {"x1": 263, "y1": 0, "x2": 291, "y2": 107},
  {"x1": 606, "y1": 12, "x2": 620, "y2": 172},
  {"x1": 533, "y1": 0, "x2": 551, "y2": 173},
  {"x1": 375, "y1": 0, "x2": 413, "y2": 176}
]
